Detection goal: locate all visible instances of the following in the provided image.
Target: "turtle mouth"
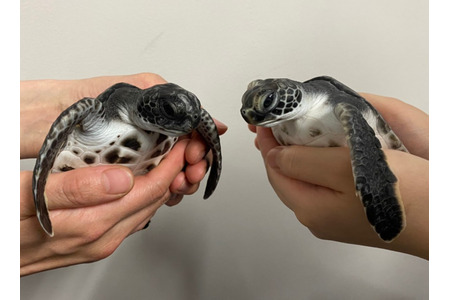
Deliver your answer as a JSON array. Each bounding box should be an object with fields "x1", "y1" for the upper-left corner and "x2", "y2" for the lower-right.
[
  {"x1": 241, "y1": 108, "x2": 277, "y2": 127},
  {"x1": 157, "y1": 122, "x2": 196, "y2": 137},
  {"x1": 241, "y1": 108, "x2": 260, "y2": 124}
]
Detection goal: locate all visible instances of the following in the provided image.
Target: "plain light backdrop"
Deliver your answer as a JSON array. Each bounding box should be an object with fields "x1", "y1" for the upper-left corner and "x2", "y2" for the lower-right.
[{"x1": 20, "y1": 1, "x2": 428, "y2": 299}]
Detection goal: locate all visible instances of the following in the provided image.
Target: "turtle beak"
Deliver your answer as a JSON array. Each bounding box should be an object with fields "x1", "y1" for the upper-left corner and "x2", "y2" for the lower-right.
[{"x1": 241, "y1": 108, "x2": 265, "y2": 125}]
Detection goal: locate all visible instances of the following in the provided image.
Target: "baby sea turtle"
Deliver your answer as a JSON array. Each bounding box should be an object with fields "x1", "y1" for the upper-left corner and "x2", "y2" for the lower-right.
[
  {"x1": 33, "y1": 82, "x2": 222, "y2": 236},
  {"x1": 241, "y1": 76, "x2": 407, "y2": 242}
]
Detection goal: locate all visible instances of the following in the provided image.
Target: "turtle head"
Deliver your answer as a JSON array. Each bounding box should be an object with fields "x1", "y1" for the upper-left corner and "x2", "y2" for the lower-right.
[
  {"x1": 134, "y1": 83, "x2": 202, "y2": 136},
  {"x1": 240, "y1": 78, "x2": 302, "y2": 127}
]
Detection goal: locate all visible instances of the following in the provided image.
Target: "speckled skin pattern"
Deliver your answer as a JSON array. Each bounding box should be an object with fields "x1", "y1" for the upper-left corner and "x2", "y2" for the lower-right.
[
  {"x1": 241, "y1": 76, "x2": 407, "y2": 241},
  {"x1": 33, "y1": 83, "x2": 222, "y2": 236}
]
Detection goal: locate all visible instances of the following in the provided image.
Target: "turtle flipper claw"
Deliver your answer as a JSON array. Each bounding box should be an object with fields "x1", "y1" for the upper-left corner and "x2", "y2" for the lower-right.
[{"x1": 334, "y1": 102, "x2": 406, "y2": 241}]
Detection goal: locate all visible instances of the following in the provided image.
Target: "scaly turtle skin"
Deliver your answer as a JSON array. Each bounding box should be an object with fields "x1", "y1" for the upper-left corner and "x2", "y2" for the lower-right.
[
  {"x1": 33, "y1": 82, "x2": 222, "y2": 236},
  {"x1": 241, "y1": 76, "x2": 407, "y2": 242}
]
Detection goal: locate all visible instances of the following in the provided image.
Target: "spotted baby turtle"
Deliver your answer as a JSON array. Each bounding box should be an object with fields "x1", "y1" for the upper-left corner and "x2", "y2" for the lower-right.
[
  {"x1": 33, "y1": 82, "x2": 222, "y2": 236},
  {"x1": 241, "y1": 76, "x2": 407, "y2": 241}
]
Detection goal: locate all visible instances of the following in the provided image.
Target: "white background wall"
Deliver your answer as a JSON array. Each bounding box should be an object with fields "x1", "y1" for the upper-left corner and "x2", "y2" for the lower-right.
[{"x1": 20, "y1": 1, "x2": 429, "y2": 299}]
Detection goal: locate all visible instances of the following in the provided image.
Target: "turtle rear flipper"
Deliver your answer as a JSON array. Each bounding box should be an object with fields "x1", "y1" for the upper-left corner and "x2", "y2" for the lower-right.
[
  {"x1": 334, "y1": 102, "x2": 406, "y2": 241},
  {"x1": 196, "y1": 108, "x2": 222, "y2": 199},
  {"x1": 32, "y1": 97, "x2": 103, "y2": 236}
]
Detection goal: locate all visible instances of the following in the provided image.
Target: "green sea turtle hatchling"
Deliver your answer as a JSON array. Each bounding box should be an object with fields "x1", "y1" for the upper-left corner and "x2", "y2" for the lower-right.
[
  {"x1": 241, "y1": 76, "x2": 407, "y2": 241},
  {"x1": 33, "y1": 82, "x2": 222, "y2": 236}
]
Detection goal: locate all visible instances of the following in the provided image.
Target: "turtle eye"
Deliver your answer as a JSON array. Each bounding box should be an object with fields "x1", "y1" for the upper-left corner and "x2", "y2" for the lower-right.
[
  {"x1": 256, "y1": 92, "x2": 278, "y2": 113},
  {"x1": 263, "y1": 93, "x2": 274, "y2": 109},
  {"x1": 162, "y1": 102, "x2": 175, "y2": 117},
  {"x1": 161, "y1": 101, "x2": 184, "y2": 120}
]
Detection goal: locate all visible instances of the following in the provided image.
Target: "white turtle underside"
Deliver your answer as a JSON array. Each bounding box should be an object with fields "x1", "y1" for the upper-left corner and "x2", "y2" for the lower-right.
[
  {"x1": 271, "y1": 99, "x2": 398, "y2": 149},
  {"x1": 52, "y1": 120, "x2": 177, "y2": 175}
]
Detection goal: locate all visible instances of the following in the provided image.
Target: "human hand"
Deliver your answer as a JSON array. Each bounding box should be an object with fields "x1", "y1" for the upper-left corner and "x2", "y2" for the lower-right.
[
  {"x1": 20, "y1": 73, "x2": 228, "y2": 275},
  {"x1": 20, "y1": 139, "x2": 190, "y2": 276},
  {"x1": 21, "y1": 73, "x2": 166, "y2": 158},
  {"x1": 250, "y1": 94, "x2": 428, "y2": 259},
  {"x1": 21, "y1": 73, "x2": 227, "y2": 202}
]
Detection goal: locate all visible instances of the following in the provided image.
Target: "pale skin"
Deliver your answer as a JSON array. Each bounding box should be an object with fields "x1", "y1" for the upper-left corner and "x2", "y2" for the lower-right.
[
  {"x1": 20, "y1": 73, "x2": 228, "y2": 276},
  {"x1": 249, "y1": 93, "x2": 428, "y2": 259}
]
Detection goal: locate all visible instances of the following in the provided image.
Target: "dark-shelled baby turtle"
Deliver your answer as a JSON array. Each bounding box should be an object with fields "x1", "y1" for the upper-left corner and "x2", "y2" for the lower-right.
[
  {"x1": 33, "y1": 82, "x2": 222, "y2": 236},
  {"x1": 241, "y1": 76, "x2": 407, "y2": 241}
]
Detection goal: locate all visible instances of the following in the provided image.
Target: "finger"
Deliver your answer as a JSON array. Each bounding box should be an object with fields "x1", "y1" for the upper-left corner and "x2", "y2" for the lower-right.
[
  {"x1": 360, "y1": 92, "x2": 429, "y2": 159},
  {"x1": 266, "y1": 146, "x2": 354, "y2": 192},
  {"x1": 45, "y1": 165, "x2": 134, "y2": 210},
  {"x1": 248, "y1": 124, "x2": 257, "y2": 133},
  {"x1": 135, "y1": 139, "x2": 189, "y2": 200},
  {"x1": 186, "y1": 156, "x2": 209, "y2": 184},
  {"x1": 165, "y1": 194, "x2": 184, "y2": 207},
  {"x1": 185, "y1": 131, "x2": 207, "y2": 164},
  {"x1": 254, "y1": 136, "x2": 260, "y2": 150},
  {"x1": 57, "y1": 140, "x2": 190, "y2": 237},
  {"x1": 185, "y1": 118, "x2": 228, "y2": 165},
  {"x1": 170, "y1": 171, "x2": 201, "y2": 195},
  {"x1": 214, "y1": 118, "x2": 229, "y2": 135},
  {"x1": 120, "y1": 139, "x2": 188, "y2": 214},
  {"x1": 255, "y1": 126, "x2": 280, "y2": 158},
  {"x1": 79, "y1": 73, "x2": 168, "y2": 97}
]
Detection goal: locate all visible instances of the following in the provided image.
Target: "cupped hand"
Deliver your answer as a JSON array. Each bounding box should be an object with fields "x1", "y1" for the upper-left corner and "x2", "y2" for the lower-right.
[
  {"x1": 250, "y1": 93, "x2": 429, "y2": 259},
  {"x1": 21, "y1": 139, "x2": 190, "y2": 275},
  {"x1": 20, "y1": 73, "x2": 228, "y2": 275}
]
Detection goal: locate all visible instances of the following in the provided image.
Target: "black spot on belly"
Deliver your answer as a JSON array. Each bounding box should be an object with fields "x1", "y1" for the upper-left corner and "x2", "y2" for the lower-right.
[
  {"x1": 376, "y1": 116, "x2": 390, "y2": 135},
  {"x1": 119, "y1": 156, "x2": 133, "y2": 164},
  {"x1": 329, "y1": 140, "x2": 340, "y2": 147},
  {"x1": 60, "y1": 165, "x2": 75, "y2": 172},
  {"x1": 83, "y1": 155, "x2": 96, "y2": 164},
  {"x1": 149, "y1": 149, "x2": 162, "y2": 159},
  {"x1": 105, "y1": 150, "x2": 120, "y2": 163},
  {"x1": 105, "y1": 149, "x2": 134, "y2": 164},
  {"x1": 162, "y1": 141, "x2": 172, "y2": 154},
  {"x1": 388, "y1": 133, "x2": 403, "y2": 149},
  {"x1": 121, "y1": 137, "x2": 141, "y2": 151},
  {"x1": 309, "y1": 128, "x2": 322, "y2": 137},
  {"x1": 156, "y1": 134, "x2": 168, "y2": 145},
  {"x1": 146, "y1": 163, "x2": 157, "y2": 172},
  {"x1": 109, "y1": 141, "x2": 115, "y2": 146}
]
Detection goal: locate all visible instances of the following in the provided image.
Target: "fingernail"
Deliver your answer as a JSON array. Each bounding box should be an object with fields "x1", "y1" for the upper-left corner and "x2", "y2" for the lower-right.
[
  {"x1": 102, "y1": 168, "x2": 133, "y2": 194},
  {"x1": 267, "y1": 147, "x2": 283, "y2": 170}
]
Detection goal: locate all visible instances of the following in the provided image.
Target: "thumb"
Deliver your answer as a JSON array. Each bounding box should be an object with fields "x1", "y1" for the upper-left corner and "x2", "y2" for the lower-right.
[
  {"x1": 45, "y1": 165, "x2": 134, "y2": 210},
  {"x1": 255, "y1": 126, "x2": 280, "y2": 157},
  {"x1": 139, "y1": 139, "x2": 189, "y2": 197}
]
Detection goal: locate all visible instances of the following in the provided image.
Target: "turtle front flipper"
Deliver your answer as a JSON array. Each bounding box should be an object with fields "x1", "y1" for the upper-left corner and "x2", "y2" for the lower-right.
[
  {"x1": 196, "y1": 108, "x2": 222, "y2": 199},
  {"x1": 334, "y1": 102, "x2": 406, "y2": 242},
  {"x1": 32, "y1": 98, "x2": 103, "y2": 236}
]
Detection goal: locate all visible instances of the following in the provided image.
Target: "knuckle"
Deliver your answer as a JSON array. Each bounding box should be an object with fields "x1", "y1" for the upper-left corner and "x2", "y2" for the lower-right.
[
  {"x1": 82, "y1": 226, "x2": 106, "y2": 244},
  {"x1": 60, "y1": 174, "x2": 88, "y2": 205},
  {"x1": 294, "y1": 211, "x2": 329, "y2": 241},
  {"x1": 152, "y1": 180, "x2": 170, "y2": 201},
  {"x1": 283, "y1": 148, "x2": 299, "y2": 168},
  {"x1": 83, "y1": 230, "x2": 122, "y2": 261},
  {"x1": 90, "y1": 242, "x2": 119, "y2": 261}
]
